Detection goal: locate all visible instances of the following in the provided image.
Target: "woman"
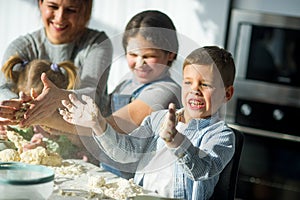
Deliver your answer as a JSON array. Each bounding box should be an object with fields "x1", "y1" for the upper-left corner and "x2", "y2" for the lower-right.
[{"x1": 0, "y1": 0, "x2": 112, "y2": 132}]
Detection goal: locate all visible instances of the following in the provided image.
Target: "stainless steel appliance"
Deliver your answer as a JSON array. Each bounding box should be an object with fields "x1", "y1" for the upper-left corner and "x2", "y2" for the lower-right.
[{"x1": 226, "y1": 9, "x2": 300, "y2": 200}]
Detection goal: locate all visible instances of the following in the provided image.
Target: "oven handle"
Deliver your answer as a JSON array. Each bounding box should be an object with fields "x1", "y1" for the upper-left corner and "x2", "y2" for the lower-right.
[{"x1": 228, "y1": 123, "x2": 300, "y2": 143}]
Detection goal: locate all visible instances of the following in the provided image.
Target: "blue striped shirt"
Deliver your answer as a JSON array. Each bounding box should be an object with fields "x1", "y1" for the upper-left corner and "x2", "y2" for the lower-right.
[{"x1": 93, "y1": 109, "x2": 235, "y2": 200}]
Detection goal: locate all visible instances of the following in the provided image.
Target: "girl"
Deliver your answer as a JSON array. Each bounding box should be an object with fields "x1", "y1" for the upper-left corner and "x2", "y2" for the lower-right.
[
  {"x1": 1, "y1": 55, "x2": 89, "y2": 160},
  {"x1": 100, "y1": 10, "x2": 182, "y2": 178},
  {"x1": 2, "y1": 55, "x2": 77, "y2": 98}
]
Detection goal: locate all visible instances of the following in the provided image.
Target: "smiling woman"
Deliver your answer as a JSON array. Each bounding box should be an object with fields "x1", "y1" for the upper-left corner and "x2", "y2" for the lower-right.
[
  {"x1": 39, "y1": 0, "x2": 92, "y2": 44},
  {"x1": 0, "y1": 0, "x2": 112, "y2": 162}
]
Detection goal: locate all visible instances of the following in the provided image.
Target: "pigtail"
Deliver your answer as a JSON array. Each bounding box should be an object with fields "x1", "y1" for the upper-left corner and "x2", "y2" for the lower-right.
[
  {"x1": 1, "y1": 55, "x2": 25, "y2": 84},
  {"x1": 58, "y1": 61, "x2": 79, "y2": 90}
]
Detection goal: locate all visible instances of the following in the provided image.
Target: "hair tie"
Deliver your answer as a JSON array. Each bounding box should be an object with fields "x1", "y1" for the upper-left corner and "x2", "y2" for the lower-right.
[
  {"x1": 22, "y1": 60, "x2": 28, "y2": 67},
  {"x1": 50, "y1": 63, "x2": 60, "y2": 72}
]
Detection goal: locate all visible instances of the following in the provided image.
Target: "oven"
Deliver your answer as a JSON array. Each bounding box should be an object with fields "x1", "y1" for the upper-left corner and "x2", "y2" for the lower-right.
[{"x1": 225, "y1": 9, "x2": 300, "y2": 200}]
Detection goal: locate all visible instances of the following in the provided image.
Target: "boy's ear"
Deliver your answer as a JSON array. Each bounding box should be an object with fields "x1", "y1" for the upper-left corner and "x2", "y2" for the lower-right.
[{"x1": 224, "y1": 86, "x2": 234, "y2": 102}]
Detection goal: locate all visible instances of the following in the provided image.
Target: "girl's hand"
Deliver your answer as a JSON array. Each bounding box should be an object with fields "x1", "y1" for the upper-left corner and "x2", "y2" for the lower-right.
[
  {"x1": 60, "y1": 94, "x2": 101, "y2": 129},
  {"x1": 22, "y1": 133, "x2": 46, "y2": 151}
]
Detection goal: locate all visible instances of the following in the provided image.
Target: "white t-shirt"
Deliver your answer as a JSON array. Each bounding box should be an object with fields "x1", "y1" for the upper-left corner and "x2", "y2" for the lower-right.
[{"x1": 139, "y1": 121, "x2": 188, "y2": 197}]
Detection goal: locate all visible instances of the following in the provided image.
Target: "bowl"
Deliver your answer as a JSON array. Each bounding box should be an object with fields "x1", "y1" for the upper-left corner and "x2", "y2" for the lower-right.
[{"x1": 0, "y1": 162, "x2": 54, "y2": 199}]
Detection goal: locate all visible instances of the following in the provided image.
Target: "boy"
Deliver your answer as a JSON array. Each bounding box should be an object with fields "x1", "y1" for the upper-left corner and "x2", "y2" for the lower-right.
[{"x1": 60, "y1": 46, "x2": 236, "y2": 200}]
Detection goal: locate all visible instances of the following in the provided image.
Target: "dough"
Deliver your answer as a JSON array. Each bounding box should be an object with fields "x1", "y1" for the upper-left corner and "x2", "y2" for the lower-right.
[
  {"x1": 0, "y1": 148, "x2": 20, "y2": 162},
  {"x1": 20, "y1": 146, "x2": 62, "y2": 167},
  {"x1": 2, "y1": 130, "x2": 62, "y2": 167},
  {"x1": 6, "y1": 130, "x2": 29, "y2": 153}
]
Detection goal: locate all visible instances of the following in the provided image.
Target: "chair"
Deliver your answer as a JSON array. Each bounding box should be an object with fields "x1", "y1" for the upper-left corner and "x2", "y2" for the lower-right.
[{"x1": 209, "y1": 128, "x2": 244, "y2": 200}]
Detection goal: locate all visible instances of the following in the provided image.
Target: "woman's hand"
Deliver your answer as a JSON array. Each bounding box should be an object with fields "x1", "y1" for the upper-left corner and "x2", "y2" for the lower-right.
[
  {"x1": 0, "y1": 100, "x2": 20, "y2": 121},
  {"x1": 20, "y1": 73, "x2": 70, "y2": 127},
  {"x1": 60, "y1": 94, "x2": 103, "y2": 130},
  {"x1": 0, "y1": 99, "x2": 22, "y2": 122},
  {"x1": 0, "y1": 92, "x2": 33, "y2": 125},
  {"x1": 0, "y1": 94, "x2": 32, "y2": 139}
]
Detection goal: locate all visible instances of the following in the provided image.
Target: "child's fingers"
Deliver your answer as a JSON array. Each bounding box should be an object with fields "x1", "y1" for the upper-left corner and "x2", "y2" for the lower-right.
[
  {"x1": 168, "y1": 103, "x2": 177, "y2": 121},
  {"x1": 82, "y1": 95, "x2": 98, "y2": 111},
  {"x1": 68, "y1": 94, "x2": 82, "y2": 108},
  {"x1": 168, "y1": 103, "x2": 176, "y2": 111},
  {"x1": 160, "y1": 103, "x2": 178, "y2": 142},
  {"x1": 81, "y1": 95, "x2": 92, "y2": 103},
  {"x1": 61, "y1": 100, "x2": 69, "y2": 108},
  {"x1": 161, "y1": 129, "x2": 177, "y2": 142},
  {"x1": 61, "y1": 99, "x2": 76, "y2": 113}
]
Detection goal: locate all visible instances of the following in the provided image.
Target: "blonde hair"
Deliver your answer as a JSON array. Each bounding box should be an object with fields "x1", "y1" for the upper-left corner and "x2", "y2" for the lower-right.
[{"x1": 2, "y1": 55, "x2": 78, "y2": 95}]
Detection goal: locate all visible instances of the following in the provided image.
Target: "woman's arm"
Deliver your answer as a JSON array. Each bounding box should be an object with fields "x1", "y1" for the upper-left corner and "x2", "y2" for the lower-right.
[
  {"x1": 20, "y1": 73, "x2": 71, "y2": 127},
  {"x1": 17, "y1": 31, "x2": 113, "y2": 130}
]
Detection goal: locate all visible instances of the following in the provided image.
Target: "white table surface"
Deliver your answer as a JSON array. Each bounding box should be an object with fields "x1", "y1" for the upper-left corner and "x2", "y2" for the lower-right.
[{"x1": 49, "y1": 159, "x2": 145, "y2": 200}]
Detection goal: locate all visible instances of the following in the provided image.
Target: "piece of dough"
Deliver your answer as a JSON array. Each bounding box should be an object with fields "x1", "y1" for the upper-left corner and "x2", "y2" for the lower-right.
[{"x1": 0, "y1": 148, "x2": 20, "y2": 162}]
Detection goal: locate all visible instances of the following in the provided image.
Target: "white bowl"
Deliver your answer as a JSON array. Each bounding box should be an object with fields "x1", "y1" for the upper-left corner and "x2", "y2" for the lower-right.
[{"x1": 0, "y1": 162, "x2": 54, "y2": 199}]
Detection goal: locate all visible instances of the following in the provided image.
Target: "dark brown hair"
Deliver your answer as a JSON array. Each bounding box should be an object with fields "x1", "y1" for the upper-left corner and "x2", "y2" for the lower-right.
[
  {"x1": 183, "y1": 46, "x2": 236, "y2": 87},
  {"x1": 122, "y1": 10, "x2": 179, "y2": 63}
]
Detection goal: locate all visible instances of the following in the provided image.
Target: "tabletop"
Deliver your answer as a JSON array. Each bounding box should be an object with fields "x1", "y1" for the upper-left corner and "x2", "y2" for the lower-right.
[{"x1": 49, "y1": 159, "x2": 146, "y2": 200}]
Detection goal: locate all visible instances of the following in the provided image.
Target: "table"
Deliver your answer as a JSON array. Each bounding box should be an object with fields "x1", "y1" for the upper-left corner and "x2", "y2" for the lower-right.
[{"x1": 49, "y1": 159, "x2": 146, "y2": 200}]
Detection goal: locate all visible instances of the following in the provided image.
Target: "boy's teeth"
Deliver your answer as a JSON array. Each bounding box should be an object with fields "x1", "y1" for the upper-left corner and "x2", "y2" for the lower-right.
[{"x1": 190, "y1": 100, "x2": 203, "y2": 106}]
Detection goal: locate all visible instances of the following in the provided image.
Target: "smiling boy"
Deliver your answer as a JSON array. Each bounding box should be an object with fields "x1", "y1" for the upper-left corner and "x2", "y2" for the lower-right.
[{"x1": 60, "y1": 46, "x2": 236, "y2": 200}]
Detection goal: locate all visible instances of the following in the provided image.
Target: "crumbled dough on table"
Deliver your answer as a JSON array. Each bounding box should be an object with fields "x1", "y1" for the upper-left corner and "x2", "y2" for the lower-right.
[
  {"x1": 103, "y1": 178, "x2": 144, "y2": 200},
  {"x1": 50, "y1": 160, "x2": 146, "y2": 200},
  {"x1": 0, "y1": 148, "x2": 20, "y2": 162},
  {"x1": 20, "y1": 146, "x2": 62, "y2": 166},
  {"x1": 6, "y1": 130, "x2": 30, "y2": 153},
  {"x1": 0, "y1": 130, "x2": 62, "y2": 166}
]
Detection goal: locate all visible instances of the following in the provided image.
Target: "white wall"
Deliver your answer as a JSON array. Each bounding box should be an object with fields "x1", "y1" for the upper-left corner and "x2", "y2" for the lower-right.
[
  {"x1": 0, "y1": 0, "x2": 231, "y2": 92},
  {"x1": 0, "y1": 0, "x2": 41, "y2": 61},
  {"x1": 90, "y1": 0, "x2": 231, "y2": 92}
]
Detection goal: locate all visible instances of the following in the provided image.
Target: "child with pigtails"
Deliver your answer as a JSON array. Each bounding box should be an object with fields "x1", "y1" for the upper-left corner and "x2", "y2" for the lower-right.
[
  {"x1": 0, "y1": 55, "x2": 93, "y2": 161},
  {"x1": 2, "y1": 55, "x2": 78, "y2": 99}
]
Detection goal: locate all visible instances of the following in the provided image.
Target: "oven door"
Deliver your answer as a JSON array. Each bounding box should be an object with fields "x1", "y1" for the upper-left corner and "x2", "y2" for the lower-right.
[
  {"x1": 226, "y1": 9, "x2": 300, "y2": 200},
  {"x1": 231, "y1": 125, "x2": 300, "y2": 200}
]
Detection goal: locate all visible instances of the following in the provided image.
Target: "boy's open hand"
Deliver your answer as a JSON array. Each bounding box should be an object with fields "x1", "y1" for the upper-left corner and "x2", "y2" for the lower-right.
[
  {"x1": 60, "y1": 94, "x2": 100, "y2": 129},
  {"x1": 160, "y1": 103, "x2": 178, "y2": 143}
]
